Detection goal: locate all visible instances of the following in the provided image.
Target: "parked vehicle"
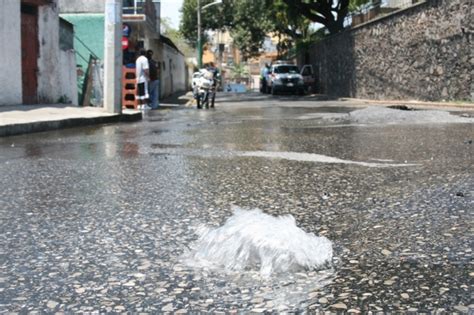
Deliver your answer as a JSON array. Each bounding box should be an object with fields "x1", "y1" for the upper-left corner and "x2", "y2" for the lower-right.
[
  {"x1": 265, "y1": 63, "x2": 305, "y2": 95},
  {"x1": 193, "y1": 69, "x2": 216, "y2": 109},
  {"x1": 260, "y1": 61, "x2": 316, "y2": 95}
]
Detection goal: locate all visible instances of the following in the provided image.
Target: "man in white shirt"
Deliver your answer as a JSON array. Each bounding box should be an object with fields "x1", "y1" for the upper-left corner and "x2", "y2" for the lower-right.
[{"x1": 136, "y1": 49, "x2": 150, "y2": 109}]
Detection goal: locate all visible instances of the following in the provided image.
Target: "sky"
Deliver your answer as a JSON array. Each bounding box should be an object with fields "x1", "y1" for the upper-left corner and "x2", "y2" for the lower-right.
[{"x1": 160, "y1": 0, "x2": 184, "y2": 29}]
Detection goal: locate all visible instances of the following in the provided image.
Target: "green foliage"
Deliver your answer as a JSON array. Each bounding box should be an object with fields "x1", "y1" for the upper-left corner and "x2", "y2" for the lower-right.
[
  {"x1": 282, "y1": 0, "x2": 351, "y2": 34},
  {"x1": 161, "y1": 17, "x2": 195, "y2": 58},
  {"x1": 179, "y1": 0, "x2": 355, "y2": 59},
  {"x1": 180, "y1": 0, "x2": 272, "y2": 59},
  {"x1": 229, "y1": 63, "x2": 250, "y2": 81},
  {"x1": 229, "y1": 0, "x2": 272, "y2": 59},
  {"x1": 179, "y1": 0, "x2": 233, "y2": 48},
  {"x1": 349, "y1": 0, "x2": 372, "y2": 13}
]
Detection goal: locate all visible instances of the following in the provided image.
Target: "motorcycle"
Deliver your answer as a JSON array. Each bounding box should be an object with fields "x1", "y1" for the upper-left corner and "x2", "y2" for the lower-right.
[{"x1": 193, "y1": 69, "x2": 216, "y2": 109}]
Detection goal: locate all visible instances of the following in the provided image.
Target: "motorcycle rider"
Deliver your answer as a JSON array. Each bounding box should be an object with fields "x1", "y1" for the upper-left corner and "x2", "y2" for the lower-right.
[
  {"x1": 195, "y1": 63, "x2": 219, "y2": 109},
  {"x1": 206, "y1": 62, "x2": 220, "y2": 89}
]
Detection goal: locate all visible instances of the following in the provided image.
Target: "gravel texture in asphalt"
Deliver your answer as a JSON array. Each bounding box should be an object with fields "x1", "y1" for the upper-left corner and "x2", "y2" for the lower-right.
[{"x1": 0, "y1": 94, "x2": 473, "y2": 313}]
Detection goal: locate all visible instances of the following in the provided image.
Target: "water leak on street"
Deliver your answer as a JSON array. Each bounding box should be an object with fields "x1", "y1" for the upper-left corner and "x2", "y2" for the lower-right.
[{"x1": 0, "y1": 95, "x2": 472, "y2": 313}]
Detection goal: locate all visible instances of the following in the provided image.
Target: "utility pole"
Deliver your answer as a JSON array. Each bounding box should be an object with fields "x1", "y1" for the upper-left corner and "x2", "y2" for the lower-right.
[
  {"x1": 197, "y1": 0, "x2": 202, "y2": 69},
  {"x1": 197, "y1": 0, "x2": 222, "y2": 69},
  {"x1": 104, "y1": 0, "x2": 123, "y2": 114}
]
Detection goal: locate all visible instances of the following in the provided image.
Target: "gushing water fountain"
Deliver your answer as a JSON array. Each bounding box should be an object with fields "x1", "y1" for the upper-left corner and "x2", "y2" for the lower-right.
[{"x1": 184, "y1": 207, "x2": 333, "y2": 277}]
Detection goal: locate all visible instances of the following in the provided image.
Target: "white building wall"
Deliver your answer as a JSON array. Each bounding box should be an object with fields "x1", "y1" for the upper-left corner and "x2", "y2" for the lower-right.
[
  {"x1": 161, "y1": 45, "x2": 186, "y2": 98},
  {"x1": 37, "y1": 3, "x2": 62, "y2": 104},
  {"x1": 59, "y1": 50, "x2": 79, "y2": 105},
  {"x1": 0, "y1": 0, "x2": 22, "y2": 105},
  {"x1": 172, "y1": 53, "x2": 186, "y2": 92},
  {"x1": 57, "y1": 0, "x2": 105, "y2": 13},
  {"x1": 36, "y1": 2, "x2": 78, "y2": 104}
]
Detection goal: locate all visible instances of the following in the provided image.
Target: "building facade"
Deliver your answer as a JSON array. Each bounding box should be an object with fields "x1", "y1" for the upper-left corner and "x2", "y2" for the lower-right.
[
  {"x1": 59, "y1": 0, "x2": 186, "y2": 101},
  {"x1": 0, "y1": 0, "x2": 78, "y2": 106}
]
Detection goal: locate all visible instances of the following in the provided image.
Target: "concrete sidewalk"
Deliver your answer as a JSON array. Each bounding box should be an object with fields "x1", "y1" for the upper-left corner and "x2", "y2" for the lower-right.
[
  {"x1": 0, "y1": 91, "x2": 196, "y2": 137},
  {"x1": 0, "y1": 104, "x2": 141, "y2": 137}
]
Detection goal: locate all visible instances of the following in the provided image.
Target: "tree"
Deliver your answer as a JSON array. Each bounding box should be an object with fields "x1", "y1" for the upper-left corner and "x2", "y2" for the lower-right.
[
  {"x1": 179, "y1": 0, "x2": 366, "y2": 60},
  {"x1": 266, "y1": 0, "x2": 314, "y2": 57},
  {"x1": 282, "y1": 0, "x2": 351, "y2": 34},
  {"x1": 228, "y1": 0, "x2": 272, "y2": 59},
  {"x1": 229, "y1": 63, "x2": 250, "y2": 83},
  {"x1": 161, "y1": 17, "x2": 195, "y2": 58},
  {"x1": 350, "y1": 0, "x2": 373, "y2": 13},
  {"x1": 180, "y1": 0, "x2": 272, "y2": 59},
  {"x1": 179, "y1": 0, "x2": 233, "y2": 48}
]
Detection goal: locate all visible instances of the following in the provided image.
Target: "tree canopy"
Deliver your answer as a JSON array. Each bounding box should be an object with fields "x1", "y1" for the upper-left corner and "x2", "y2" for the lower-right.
[
  {"x1": 161, "y1": 17, "x2": 195, "y2": 58},
  {"x1": 179, "y1": 0, "x2": 371, "y2": 59},
  {"x1": 281, "y1": 0, "x2": 348, "y2": 34}
]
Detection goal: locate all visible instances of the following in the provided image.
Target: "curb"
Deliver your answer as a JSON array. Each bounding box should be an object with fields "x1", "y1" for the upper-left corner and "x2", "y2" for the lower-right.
[{"x1": 0, "y1": 112, "x2": 142, "y2": 137}]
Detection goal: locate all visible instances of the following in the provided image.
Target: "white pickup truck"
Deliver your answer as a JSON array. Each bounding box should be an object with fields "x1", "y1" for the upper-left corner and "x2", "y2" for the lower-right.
[{"x1": 260, "y1": 62, "x2": 316, "y2": 95}]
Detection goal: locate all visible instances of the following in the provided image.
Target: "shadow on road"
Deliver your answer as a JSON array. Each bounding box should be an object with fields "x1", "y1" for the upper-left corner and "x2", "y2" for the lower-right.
[
  {"x1": 216, "y1": 91, "x2": 340, "y2": 104},
  {"x1": 160, "y1": 91, "x2": 193, "y2": 107}
]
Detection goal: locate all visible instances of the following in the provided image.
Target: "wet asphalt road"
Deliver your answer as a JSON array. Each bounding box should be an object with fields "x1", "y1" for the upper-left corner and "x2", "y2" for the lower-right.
[{"x1": 0, "y1": 93, "x2": 473, "y2": 313}]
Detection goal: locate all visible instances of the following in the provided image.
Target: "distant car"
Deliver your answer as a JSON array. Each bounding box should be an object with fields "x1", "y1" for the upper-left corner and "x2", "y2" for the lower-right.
[{"x1": 265, "y1": 64, "x2": 305, "y2": 95}]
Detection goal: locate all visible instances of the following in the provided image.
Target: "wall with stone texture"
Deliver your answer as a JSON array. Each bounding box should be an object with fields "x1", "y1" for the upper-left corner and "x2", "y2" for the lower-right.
[
  {"x1": 303, "y1": 0, "x2": 473, "y2": 102},
  {"x1": 0, "y1": 0, "x2": 22, "y2": 105}
]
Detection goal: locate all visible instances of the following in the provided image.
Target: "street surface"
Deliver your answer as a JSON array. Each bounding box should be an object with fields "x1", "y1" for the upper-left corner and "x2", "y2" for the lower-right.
[{"x1": 1, "y1": 92, "x2": 473, "y2": 313}]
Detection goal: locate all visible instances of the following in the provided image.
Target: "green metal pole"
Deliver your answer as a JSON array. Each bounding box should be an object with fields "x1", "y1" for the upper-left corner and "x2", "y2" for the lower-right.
[{"x1": 197, "y1": 0, "x2": 202, "y2": 69}]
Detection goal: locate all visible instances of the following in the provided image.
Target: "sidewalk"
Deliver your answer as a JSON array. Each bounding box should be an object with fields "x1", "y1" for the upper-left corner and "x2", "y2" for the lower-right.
[
  {"x1": 0, "y1": 91, "x2": 197, "y2": 137},
  {"x1": 0, "y1": 104, "x2": 142, "y2": 137}
]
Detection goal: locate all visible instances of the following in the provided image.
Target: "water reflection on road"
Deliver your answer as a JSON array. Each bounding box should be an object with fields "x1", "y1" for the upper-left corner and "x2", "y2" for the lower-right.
[{"x1": 0, "y1": 95, "x2": 472, "y2": 313}]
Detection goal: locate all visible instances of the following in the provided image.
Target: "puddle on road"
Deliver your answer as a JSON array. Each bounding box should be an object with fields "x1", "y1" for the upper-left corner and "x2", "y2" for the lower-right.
[
  {"x1": 295, "y1": 106, "x2": 474, "y2": 125},
  {"x1": 349, "y1": 107, "x2": 474, "y2": 125},
  {"x1": 146, "y1": 147, "x2": 419, "y2": 167},
  {"x1": 239, "y1": 150, "x2": 418, "y2": 167}
]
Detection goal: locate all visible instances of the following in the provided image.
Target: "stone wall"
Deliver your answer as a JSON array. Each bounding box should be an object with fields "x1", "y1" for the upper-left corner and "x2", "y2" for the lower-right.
[{"x1": 303, "y1": 0, "x2": 473, "y2": 102}]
